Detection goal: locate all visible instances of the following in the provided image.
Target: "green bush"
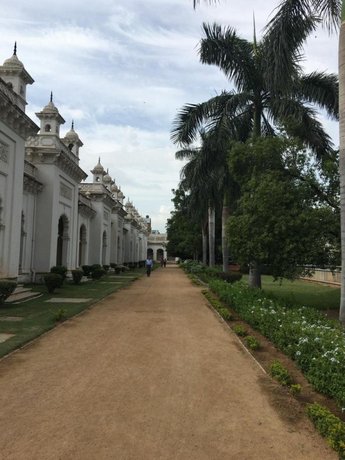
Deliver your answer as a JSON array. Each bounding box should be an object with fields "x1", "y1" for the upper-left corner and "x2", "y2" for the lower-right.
[
  {"x1": 91, "y1": 268, "x2": 106, "y2": 280},
  {"x1": 0, "y1": 280, "x2": 17, "y2": 304},
  {"x1": 245, "y1": 335, "x2": 261, "y2": 350},
  {"x1": 44, "y1": 273, "x2": 63, "y2": 293},
  {"x1": 54, "y1": 307, "x2": 67, "y2": 322},
  {"x1": 219, "y1": 307, "x2": 232, "y2": 321},
  {"x1": 91, "y1": 264, "x2": 102, "y2": 272},
  {"x1": 290, "y1": 384, "x2": 302, "y2": 396},
  {"x1": 110, "y1": 263, "x2": 117, "y2": 269},
  {"x1": 103, "y1": 265, "x2": 110, "y2": 272},
  {"x1": 232, "y1": 324, "x2": 247, "y2": 337},
  {"x1": 208, "y1": 279, "x2": 345, "y2": 407},
  {"x1": 269, "y1": 360, "x2": 293, "y2": 386},
  {"x1": 307, "y1": 403, "x2": 345, "y2": 458},
  {"x1": 81, "y1": 265, "x2": 92, "y2": 276},
  {"x1": 114, "y1": 266, "x2": 121, "y2": 274},
  {"x1": 71, "y1": 269, "x2": 83, "y2": 285},
  {"x1": 50, "y1": 265, "x2": 67, "y2": 282}
]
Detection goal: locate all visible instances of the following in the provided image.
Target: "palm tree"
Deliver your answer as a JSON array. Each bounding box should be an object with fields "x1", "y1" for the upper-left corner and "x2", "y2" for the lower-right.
[
  {"x1": 172, "y1": 22, "x2": 338, "y2": 287},
  {"x1": 263, "y1": 1, "x2": 345, "y2": 319},
  {"x1": 176, "y1": 133, "x2": 225, "y2": 267},
  {"x1": 177, "y1": 149, "x2": 211, "y2": 265}
]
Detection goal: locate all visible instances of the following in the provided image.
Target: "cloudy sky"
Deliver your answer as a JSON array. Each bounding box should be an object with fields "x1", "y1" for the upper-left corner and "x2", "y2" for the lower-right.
[{"x1": 0, "y1": 0, "x2": 339, "y2": 231}]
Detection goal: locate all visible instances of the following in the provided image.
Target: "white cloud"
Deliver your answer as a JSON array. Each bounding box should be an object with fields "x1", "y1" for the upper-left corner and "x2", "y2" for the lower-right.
[{"x1": 0, "y1": 0, "x2": 339, "y2": 231}]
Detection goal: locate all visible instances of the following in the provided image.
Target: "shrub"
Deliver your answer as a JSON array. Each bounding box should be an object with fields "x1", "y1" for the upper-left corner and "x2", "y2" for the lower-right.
[
  {"x1": 290, "y1": 384, "x2": 302, "y2": 396},
  {"x1": 307, "y1": 403, "x2": 345, "y2": 458},
  {"x1": 219, "y1": 307, "x2": 233, "y2": 321},
  {"x1": 0, "y1": 281, "x2": 17, "y2": 304},
  {"x1": 71, "y1": 269, "x2": 83, "y2": 285},
  {"x1": 81, "y1": 265, "x2": 92, "y2": 277},
  {"x1": 91, "y1": 264, "x2": 102, "y2": 272},
  {"x1": 114, "y1": 266, "x2": 121, "y2": 274},
  {"x1": 245, "y1": 335, "x2": 261, "y2": 350},
  {"x1": 103, "y1": 265, "x2": 110, "y2": 272},
  {"x1": 91, "y1": 268, "x2": 106, "y2": 280},
  {"x1": 110, "y1": 263, "x2": 117, "y2": 269},
  {"x1": 218, "y1": 272, "x2": 243, "y2": 283},
  {"x1": 50, "y1": 265, "x2": 67, "y2": 281},
  {"x1": 54, "y1": 307, "x2": 67, "y2": 322},
  {"x1": 233, "y1": 324, "x2": 247, "y2": 337},
  {"x1": 44, "y1": 273, "x2": 63, "y2": 293},
  {"x1": 208, "y1": 279, "x2": 345, "y2": 407},
  {"x1": 269, "y1": 360, "x2": 293, "y2": 386}
]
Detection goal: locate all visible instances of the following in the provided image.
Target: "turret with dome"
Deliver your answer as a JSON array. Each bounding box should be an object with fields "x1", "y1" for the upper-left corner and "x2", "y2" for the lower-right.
[
  {"x1": 91, "y1": 157, "x2": 105, "y2": 183},
  {"x1": 62, "y1": 121, "x2": 83, "y2": 157},
  {"x1": 0, "y1": 43, "x2": 34, "y2": 112},
  {"x1": 35, "y1": 92, "x2": 65, "y2": 137}
]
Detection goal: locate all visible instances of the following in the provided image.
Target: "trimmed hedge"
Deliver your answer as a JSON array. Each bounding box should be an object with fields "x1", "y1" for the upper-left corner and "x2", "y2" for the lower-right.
[{"x1": 44, "y1": 273, "x2": 63, "y2": 293}]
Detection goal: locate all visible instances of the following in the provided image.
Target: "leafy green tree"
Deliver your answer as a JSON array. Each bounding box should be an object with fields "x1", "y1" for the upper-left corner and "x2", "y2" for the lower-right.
[
  {"x1": 166, "y1": 188, "x2": 202, "y2": 260},
  {"x1": 227, "y1": 137, "x2": 340, "y2": 282}
]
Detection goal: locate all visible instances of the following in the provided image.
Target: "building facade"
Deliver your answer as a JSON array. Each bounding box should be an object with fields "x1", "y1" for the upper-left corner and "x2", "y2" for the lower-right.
[{"x1": 0, "y1": 47, "x2": 149, "y2": 282}]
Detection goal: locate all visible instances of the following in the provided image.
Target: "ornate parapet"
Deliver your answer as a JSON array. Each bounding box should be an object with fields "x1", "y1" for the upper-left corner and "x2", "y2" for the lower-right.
[{"x1": 0, "y1": 78, "x2": 38, "y2": 138}]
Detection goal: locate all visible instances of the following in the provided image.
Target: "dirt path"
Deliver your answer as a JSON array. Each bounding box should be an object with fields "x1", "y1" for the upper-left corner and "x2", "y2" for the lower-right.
[{"x1": 0, "y1": 266, "x2": 336, "y2": 459}]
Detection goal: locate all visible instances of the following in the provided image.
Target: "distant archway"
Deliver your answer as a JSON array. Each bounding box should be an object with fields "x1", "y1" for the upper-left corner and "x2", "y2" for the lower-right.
[
  {"x1": 56, "y1": 215, "x2": 69, "y2": 266},
  {"x1": 157, "y1": 248, "x2": 164, "y2": 261},
  {"x1": 147, "y1": 248, "x2": 153, "y2": 258}
]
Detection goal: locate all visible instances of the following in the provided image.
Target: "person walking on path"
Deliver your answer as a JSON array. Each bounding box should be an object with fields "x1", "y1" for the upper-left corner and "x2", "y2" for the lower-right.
[{"x1": 145, "y1": 255, "x2": 153, "y2": 276}]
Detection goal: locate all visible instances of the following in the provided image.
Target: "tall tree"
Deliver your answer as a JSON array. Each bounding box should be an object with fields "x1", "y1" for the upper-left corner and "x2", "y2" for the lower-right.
[
  {"x1": 176, "y1": 133, "x2": 225, "y2": 267},
  {"x1": 228, "y1": 136, "x2": 340, "y2": 281},
  {"x1": 263, "y1": 0, "x2": 345, "y2": 320},
  {"x1": 172, "y1": 21, "x2": 338, "y2": 286}
]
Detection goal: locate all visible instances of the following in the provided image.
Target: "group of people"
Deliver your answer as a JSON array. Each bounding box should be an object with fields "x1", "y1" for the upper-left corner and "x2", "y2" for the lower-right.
[{"x1": 145, "y1": 256, "x2": 167, "y2": 277}]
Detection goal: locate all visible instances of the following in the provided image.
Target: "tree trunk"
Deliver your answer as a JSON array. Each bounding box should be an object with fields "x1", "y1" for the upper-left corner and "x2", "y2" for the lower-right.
[
  {"x1": 248, "y1": 260, "x2": 261, "y2": 289},
  {"x1": 339, "y1": 8, "x2": 345, "y2": 323},
  {"x1": 202, "y1": 218, "x2": 208, "y2": 265},
  {"x1": 222, "y1": 197, "x2": 230, "y2": 273},
  {"x1": 208, "y1": 206, "x2": 215, "y2": 267}
]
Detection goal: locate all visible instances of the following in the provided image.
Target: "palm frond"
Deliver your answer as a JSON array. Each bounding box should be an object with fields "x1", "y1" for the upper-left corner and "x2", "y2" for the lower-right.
[
  {"x1": 199, "y1": 23, "x2": 257, "y2": 91},
  {"x1": 297, "y1": 71, "x2": 338, "y2": 120},
  {"x1": 281, "y1": 103, "x2": 334, "y2": 158},
  {"x1": 175, "y1": 147, "x2": 200, "y2": 160},
  {"x1": 263, "y1": 1, "x2": 319, "y2": 89},
  {"x1": 193, "y1": 0, "x2": 219, "y2": 9},
  {"x1": 171, "y1": 101, "x2": 211, "y2": 145},
  {"x1": 312, "y1": 0, "x2": 340, "y2": 31}
]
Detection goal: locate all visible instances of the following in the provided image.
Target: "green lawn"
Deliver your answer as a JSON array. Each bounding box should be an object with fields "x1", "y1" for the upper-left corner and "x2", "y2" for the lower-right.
[
  {"x1": 0, "y1": 270, "x2": 144, "y2": 359},
  {"x1": 243, "y1": 275, "x2": 340, "y2": 310}
]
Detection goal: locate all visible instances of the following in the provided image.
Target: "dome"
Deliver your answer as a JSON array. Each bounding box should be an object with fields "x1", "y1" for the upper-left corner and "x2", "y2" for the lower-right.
[
  {"x1": 42, "y1": 99, "x2": 59, "y2": 115},
  {"x1": 92, "y1": 157, "x2": 105, "y2": 174},
  {"x1": 111, "y1": 182, "x2": 119, "y2": 193},
  {"x1": 103, "y1": 169, "x2": 112, "y2": 184},
  {"x1": 3, "y1": 53, "x2": 24, "y2": 70},
  {"x1": 64, "y1": 124, "x2": 80, "y2": 142}
]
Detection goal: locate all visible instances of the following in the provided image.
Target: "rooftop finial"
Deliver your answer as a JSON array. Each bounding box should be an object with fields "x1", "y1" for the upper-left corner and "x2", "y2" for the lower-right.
[
  {"x1": 13, "y1": 42, "x2": 17, "y2": 56},
  {"x1": 71, "y1": 120, "x2": 74, "y2": 130},
  {"x1": 50, "y1": 91, "x2": 53, "y2": 103}
]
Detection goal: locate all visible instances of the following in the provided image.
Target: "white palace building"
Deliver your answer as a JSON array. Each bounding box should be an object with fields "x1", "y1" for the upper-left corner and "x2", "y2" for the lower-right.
[{"x1": 0, "y1": 46, "x2": 151, "y2": 282}]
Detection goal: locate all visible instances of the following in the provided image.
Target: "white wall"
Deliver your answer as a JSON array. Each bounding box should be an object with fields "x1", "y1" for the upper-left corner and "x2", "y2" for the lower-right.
[{"x1": 0, "y1": 123, "x2": 25, "y2": 278}]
